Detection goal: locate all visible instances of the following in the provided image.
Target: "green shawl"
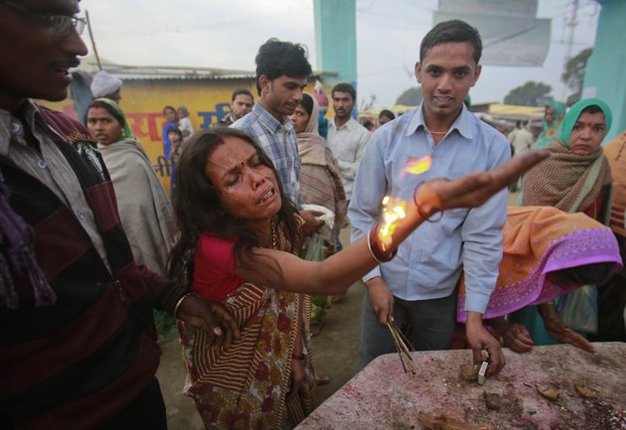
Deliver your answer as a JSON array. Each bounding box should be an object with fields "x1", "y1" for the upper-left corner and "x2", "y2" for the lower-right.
[{"x1": 533, "y1": 100, "x2": 566, "y2": 150}]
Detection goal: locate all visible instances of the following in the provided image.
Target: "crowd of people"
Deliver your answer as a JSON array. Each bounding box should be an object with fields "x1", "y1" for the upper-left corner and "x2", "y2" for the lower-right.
[{"x1": 0, "y1": 2, "x2": 624, "y2": 429}]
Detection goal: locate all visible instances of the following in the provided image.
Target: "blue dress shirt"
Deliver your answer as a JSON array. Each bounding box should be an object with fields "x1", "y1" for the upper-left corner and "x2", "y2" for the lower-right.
[{"x1": 349, "y1": 104, "x2": 510, "y2": 314}]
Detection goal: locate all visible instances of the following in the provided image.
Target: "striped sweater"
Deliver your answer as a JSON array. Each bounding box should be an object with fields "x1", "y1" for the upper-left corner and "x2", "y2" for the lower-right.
[{"x1": 0, "y1": 106, "x2": 185, "y2": 429}]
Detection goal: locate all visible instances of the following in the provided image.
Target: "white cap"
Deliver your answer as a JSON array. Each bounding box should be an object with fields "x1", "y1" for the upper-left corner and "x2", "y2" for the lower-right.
[{"x1": 90, "y1": 70, "x2": 122, "y2": 98}]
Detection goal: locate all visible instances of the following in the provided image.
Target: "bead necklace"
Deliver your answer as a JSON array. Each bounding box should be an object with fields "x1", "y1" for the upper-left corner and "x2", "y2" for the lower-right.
[{"x1": 271, "y1": 222, "x2": 278, "y2": 249}]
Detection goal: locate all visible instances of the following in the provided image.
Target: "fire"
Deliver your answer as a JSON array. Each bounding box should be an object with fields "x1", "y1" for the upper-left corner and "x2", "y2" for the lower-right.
[
  {"x1": 378, "y1": 196, "x2": 407, "y2": 251},
  {"x1": 404, "y1": 155, "x2": 432, "y2": 175},
  {"x1": 376, "y1": 156, "x2": 433, "y2": 251}
]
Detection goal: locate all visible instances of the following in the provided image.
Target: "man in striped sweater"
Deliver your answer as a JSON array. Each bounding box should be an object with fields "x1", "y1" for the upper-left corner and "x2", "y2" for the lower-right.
[{"x1": 0, "y1": 1, "x2": 239, "y2": 428}]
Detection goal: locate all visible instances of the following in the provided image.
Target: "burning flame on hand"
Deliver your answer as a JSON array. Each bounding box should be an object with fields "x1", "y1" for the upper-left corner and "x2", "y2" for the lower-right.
[
  {"x1": 377, "y1": 156, "x2": 433, "y2": 250},
  {"x1": 378, "y1": 196, "x2": 407, "y2": 251},
  {"x1": 404, "y1": 155, "x2": 432, "y2": 175}
]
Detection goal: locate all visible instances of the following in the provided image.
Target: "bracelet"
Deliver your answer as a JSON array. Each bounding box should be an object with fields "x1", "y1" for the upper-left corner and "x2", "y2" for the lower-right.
[
  {"x1": 292, "y1": 352, "x2": 307, "y2": 360},
  {"x1": 174, "y1": 292, "x2": 193, "y2": 319},
  {"x1": 413, "y1": 184, "x2": 444, "y2": 223},
  {"x1": 367, "y1": 223, "x2": 397, "y2": 263}
]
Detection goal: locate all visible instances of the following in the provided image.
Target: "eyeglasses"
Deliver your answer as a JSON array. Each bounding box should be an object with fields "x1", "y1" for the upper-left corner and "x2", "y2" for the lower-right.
[{"x1": 0, "y1": 1, "x2": 87, "y2": 38}]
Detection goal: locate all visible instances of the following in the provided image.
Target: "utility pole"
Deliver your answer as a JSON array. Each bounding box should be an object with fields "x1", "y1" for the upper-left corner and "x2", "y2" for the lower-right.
[
  {"x1": 85, "y1": 10, "x2": 102, "y2": 71},
  {"x1": 561, "y1": 0, "x2": 579, "y2": 102}
]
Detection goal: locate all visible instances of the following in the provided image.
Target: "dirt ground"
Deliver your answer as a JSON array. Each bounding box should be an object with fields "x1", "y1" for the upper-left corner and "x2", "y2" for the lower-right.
[{"x1": 156, "y1": 228, "x2": 364, "y2": 429}]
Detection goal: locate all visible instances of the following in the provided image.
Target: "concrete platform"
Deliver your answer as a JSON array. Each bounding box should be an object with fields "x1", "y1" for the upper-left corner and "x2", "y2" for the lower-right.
[{"x1": 296, "y1": 343, "x2": 626, "y2": 430}]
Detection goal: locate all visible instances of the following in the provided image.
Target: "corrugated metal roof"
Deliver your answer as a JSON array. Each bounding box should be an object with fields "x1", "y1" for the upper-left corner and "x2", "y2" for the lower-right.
[{"x1": 76, "y1": 57, "x2": 335, "y2": 81}]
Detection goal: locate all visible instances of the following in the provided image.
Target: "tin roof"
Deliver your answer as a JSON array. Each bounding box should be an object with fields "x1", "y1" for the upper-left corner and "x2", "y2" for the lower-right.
[{"x1": 76, "y1": 57, "x2": 335, "y2": 81}]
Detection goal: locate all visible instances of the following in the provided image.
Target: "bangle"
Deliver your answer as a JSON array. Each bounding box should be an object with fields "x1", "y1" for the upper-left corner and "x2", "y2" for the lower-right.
[
  {"x1": 292, "y1": 352, "x2": 306, "y2": 360},
  {"x1": 174, "y1": 292, "x2": 193, "y2": 319},
  {"x1": 413, "y1": 184, "x2": 444, "y2": 223},
  {"x1": 367, "y1": 223, "x2": 397, "y2": 263}
]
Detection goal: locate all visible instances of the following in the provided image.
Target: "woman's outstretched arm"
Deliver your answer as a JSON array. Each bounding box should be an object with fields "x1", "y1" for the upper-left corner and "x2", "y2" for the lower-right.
[{"x1": 236, "y1": 150, "x2": 550, "y2": 295}]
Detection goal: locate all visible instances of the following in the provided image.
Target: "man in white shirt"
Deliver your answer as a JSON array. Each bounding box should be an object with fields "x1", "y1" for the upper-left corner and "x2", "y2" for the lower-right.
[
  {"x1": 507, "y1": 121, "x2": 534, "y2": 191},
  {"x1": 508, "y1": 121, "x2": 534, "y2": 156},
  {"x1": 327, "y1": 82, "x2": 370, "y2": 202}
]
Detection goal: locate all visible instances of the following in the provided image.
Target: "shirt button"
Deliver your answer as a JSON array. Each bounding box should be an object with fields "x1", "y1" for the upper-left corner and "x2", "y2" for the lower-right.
[
  {"x1": 37, "y1": 159, "x2": 47, "y2": 169},
  {"x1": 10, "y1": 121, "x2": 22, "y2": 134},
  {"x1": 76, "y1": 209, "x2": 85, "y2": 221}
]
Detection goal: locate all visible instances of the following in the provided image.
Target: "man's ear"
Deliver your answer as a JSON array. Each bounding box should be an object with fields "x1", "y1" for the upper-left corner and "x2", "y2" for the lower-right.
[
  {"x1": 471, "y1": 64, "x2": 482, "y2": 87},
  {"x1": 414, "y1": 62, "x2": 422, "y2": 84},
  {"x1": 258, "y1": 75, "x2": 270, "y2": 94}
]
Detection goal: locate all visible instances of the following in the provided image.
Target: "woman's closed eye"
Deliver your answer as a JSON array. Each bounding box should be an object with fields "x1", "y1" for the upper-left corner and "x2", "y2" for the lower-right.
[{"x1": 224, "y1": 174, "x2": 241, "y2": 188}]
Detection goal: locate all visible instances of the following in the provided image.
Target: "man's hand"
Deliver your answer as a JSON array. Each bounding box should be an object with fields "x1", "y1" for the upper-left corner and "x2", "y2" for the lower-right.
[
  {"x1": 539, "y1": 303, "x2": 596, "y2": 353},
  {"x1": 299, "y1": 209, "x2": 324, "y2": 236},
  {"x1": 366, "y1": 277, "x2": 395, "y2": 325},
  {"x1": 177, "y1": 295, "x2": 241, "y2": 349},
  {"x1": 466, "y1": 311, "x2": 506, "y2": 376},
  {"x1": 417, "y1": 150, "x2": 550, "y2": 216}
]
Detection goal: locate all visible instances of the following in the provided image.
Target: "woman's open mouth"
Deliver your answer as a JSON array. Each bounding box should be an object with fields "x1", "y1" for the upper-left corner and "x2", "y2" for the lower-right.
[{"x1": 258, "y1": 188, "x2": 275, "y2": 205}]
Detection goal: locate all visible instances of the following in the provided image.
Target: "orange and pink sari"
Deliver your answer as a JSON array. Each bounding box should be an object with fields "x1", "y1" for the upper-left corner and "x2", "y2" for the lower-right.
[{"x1": 457, "y1": 206, "x2": 622, "y2": 322}]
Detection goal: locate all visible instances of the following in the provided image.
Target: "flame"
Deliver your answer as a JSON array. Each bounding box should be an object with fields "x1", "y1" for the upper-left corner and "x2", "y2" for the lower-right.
[
  {"x1": 404, "y1": 156, "x2": 432, "y2": 175},
  {"x1": 377, "y1": 196, "x2": 407, "y2": 251},
  {"x1": 377, "y1": 156, "x2": 431, "y2": 251}
]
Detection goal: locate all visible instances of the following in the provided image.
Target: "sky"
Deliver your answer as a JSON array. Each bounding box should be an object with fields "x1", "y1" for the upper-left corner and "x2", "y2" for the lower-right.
[{"x1": 79, "y1": 0, "x2": 601, "y2": 108}]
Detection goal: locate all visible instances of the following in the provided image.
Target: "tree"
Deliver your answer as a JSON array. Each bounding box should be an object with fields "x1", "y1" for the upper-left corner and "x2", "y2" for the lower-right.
[
  {"x1": 503, "y1": 81, "x2": 552, "y2": 106},
  {"x1": 562, "y1": 48, "x2": 593, "y2": 106},
  {"x1": 395, "y1": 87, "x2": 423, "y2": 106}
]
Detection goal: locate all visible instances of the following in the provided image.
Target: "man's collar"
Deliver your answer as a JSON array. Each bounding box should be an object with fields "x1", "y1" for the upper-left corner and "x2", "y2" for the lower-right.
[
  {"x1": 406, "y1": 103, "x2": 473, "y2": 140},
  {"x1": 0, "y1": 99, "x2": 39, "y2": 156},
  {"x1": 253, "y1": 103, "x2": 294, "y2": 132},
  {"x1": 331, "y1": 117, "x2": 354, "y2": 131}
]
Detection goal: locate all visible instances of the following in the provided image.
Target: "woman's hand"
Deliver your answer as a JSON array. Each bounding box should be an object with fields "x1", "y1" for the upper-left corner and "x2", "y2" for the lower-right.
[
  {"x1": 416, "y1": 150, "x2": 549, "y2": 216},
  {"x1": 299, "y1": 209, "x2": 324, "y2": 236},
  {"x1": 539, "y1": 303, "x2": 596, "y2": 353},
  {"x1": 502, "y1": 323, "x2": 535, "y2": 353}
]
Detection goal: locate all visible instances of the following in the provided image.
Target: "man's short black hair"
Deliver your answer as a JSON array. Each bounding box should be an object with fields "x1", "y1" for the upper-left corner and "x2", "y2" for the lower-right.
[
  {"x1": 232, "y1": 88, "x2": 253, "y2": 102},
  {"x1": 331, "y1": 82, "x2": 356, "y2": 102},
  {"x1": 255, "y1": 38, "x2": 312, "y2": 95},
  {"x1": 420, "y1": 20, "x2": 482, "y2": 64}
]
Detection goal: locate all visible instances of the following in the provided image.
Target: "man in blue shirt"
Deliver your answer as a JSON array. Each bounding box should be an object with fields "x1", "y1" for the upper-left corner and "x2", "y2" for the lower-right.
[
  {"x1": 350, "y1": 20, "x2": 508, "y2": 375},
  {"x1": 233, "y1": 38, "x2": 321, "y2": 234}
]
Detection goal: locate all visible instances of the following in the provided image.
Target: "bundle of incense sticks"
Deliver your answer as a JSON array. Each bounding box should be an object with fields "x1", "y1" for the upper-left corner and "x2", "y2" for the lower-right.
[{"x1": 386, "y1": 318, "x2": 417, "y2": 375}]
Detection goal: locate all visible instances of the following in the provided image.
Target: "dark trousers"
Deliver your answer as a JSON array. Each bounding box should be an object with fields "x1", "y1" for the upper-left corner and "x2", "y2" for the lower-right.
[
  {"x1": 1, "y1": 378, "x2": 168, "y2": 430},
  {"x1": 99, "y1": 378, "x2": 168, "y2": 430},
  {"x1": 358, "y1": 290, "x2": 457, "y2": 369}
]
